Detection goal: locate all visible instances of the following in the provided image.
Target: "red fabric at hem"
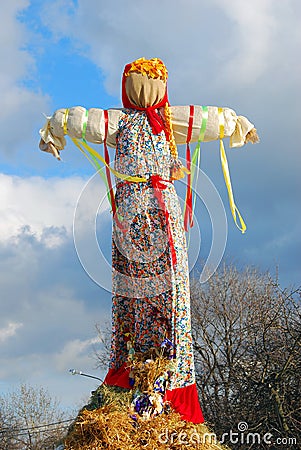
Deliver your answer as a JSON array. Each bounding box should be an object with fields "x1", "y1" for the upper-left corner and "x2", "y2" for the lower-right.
[
  {"x1": 164, "y1": 383, "x2": 204, "y2": 424},
  {"x1": 104, "y1": 365, "x2": 204, "y2": 424},
  {"x1": 104, "y1": 363, "x2": 131, "y2": 389}
]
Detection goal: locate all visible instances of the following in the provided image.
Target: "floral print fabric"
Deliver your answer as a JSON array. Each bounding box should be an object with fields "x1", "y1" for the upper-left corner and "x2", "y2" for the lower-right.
[{"x1": 110, "y1": 110, "x2": 195, "y2": 390}]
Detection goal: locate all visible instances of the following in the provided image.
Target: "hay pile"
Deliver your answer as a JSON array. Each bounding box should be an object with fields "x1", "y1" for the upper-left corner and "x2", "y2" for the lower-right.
[
  {"x1": 63, "y1": 384, "x2": 229, "y2": 450},
  {"x1": 63, "y1": 351, "x2": 229, "y2": 449}
]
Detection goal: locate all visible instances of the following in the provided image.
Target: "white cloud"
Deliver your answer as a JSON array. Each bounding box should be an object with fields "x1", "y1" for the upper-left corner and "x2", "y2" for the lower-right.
[
  {"x1": 211, "y1": 0, "x2": 300, "y2": 84},
  {"x1": 210, "y1": 0, "x2": 276, "y2": 81},
  {"x1": 0, "y1": 1, "x2": 32, "y2": 83},
  {"x1": 38, "y1": 0, "x2": 301, "y2": 99},
  {"x1": 0, "y1": 174, "x2": 88, "y2": 247},
  {"x1": 0, "y1": 224, "x2": 111, "y2": 407},
  {"x1": 54, "y1": 336, "x2": 100, "y2": 372},
  {"x1": 0, "y1": 1, "x2": 49, "y2": 154},
  {"x1": 0, "y1": 322, "x2": 23, "y2": 343}
]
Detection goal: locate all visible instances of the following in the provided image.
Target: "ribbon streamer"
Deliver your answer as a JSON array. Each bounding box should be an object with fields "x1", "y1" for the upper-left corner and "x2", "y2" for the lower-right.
[
  {"x1": 218, "y1": 107, "x2": 247, "y2": 233},
  {"x1": 184, "y1": 106, "x2": 209, "y2": 232},
  {"x1": 184, "y1": 105, "x2": 194, "y2": 231},
  {"x1": 68, "y1": 109, "x2": 146, "y2": 231},
  {"x1": 62, "y1": 108, "x2": 146, "y2": 184},
  {"x1": 71, "y1": 138, "x2": 147, "y2": 183},
  {"x1": 151, "y1": 175, "x2": 177, "y2": 267},
  {"x1": 190, "y1": 105, "x2": 208, "y2": 217}
]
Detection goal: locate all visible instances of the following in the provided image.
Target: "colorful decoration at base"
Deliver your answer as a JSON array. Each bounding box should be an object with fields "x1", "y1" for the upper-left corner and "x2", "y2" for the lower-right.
[
  {"x1": 130, "y1": 360, "x2": 174, "y2": 419},
  {"x1": 126, "y1": 336, "x2": 177, "y2": 420}
]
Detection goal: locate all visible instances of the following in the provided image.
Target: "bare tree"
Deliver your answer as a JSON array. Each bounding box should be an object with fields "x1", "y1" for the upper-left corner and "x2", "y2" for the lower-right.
[
  {"x1": 94, "y1": 322, "x2": 112, "y2": 370},
  {"x1": 191, "y1": 265, "x2": 301, "y2": 449},
  {"x1": 92, "y1": 265, "x2": 301, "y2": 448},
  {"x1": 0, "y1": 384, "x2": 73, "y2": 449},
  {"x1": 0, "y1": 400, "x2": 19, "y2": 450}
]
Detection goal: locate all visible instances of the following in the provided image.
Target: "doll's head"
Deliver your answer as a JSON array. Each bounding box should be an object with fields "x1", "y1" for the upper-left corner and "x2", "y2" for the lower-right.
[
  {"x1": 122, "y1": 57, "x2": 168, "y2": 108},
  {"x1": 122, "y1": 57, "x2": 178, "y2": 161}
]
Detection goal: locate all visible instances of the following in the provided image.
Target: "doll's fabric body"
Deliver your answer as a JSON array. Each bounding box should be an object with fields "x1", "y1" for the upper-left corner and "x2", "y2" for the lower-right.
[
  {"x1": 39, "y1": 57, "x2": 258, "y2": 425},
  {"x1": 104, "y1": 108, "x2": 204, "y2": 422}
]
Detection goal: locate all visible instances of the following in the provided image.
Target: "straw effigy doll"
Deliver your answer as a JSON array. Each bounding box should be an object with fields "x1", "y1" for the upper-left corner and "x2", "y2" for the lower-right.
[{"x1": 39, "y1": 57, "x2": 258, "y2": 424}]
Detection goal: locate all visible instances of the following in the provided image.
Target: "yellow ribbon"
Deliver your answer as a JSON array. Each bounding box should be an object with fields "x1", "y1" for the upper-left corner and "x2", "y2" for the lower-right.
[
  {"x1": 63, "y1": 108, "x2": 69, "y2": 135},
  {"x1": 218, "y1": 107, "x2": 247, "y2": 233},
  {"x1": 71, "y1": 137, "x2": 147, "y2": 183}
]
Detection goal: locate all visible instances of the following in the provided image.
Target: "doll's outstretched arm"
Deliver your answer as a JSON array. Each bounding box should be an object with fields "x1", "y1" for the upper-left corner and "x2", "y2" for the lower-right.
[
  {"x1": 39, "y1": 107, "x2": 122, "y2": 158},
  {"x1": 170, "y1": 105, "x2": 259, "y2": 233},
  {"x1": 170, "y1": 105, "x2": 259, "y2": 147}
]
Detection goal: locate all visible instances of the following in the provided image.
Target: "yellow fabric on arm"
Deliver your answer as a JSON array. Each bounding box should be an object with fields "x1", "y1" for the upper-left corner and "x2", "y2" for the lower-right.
[
  {"x1": 63, "y1": 109, "x2": 69, "y2": 135},
  {"x1": 218, "y1": 108, "x2": 247, "y2": 234}
]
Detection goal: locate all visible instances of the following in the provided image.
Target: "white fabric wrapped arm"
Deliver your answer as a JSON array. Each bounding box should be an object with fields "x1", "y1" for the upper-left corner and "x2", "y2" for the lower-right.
[
  {"x1": 39, "y1": 105, "x2": 258, "y2": 157},
  {"x1": 170, "y1": 105, "x2": 256, "y2": 148},
  {"x1": 39, "y1": 107, "x2": 123, "y2": 150}
]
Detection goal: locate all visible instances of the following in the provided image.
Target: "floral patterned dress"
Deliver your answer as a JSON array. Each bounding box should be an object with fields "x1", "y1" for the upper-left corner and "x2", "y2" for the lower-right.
[{"x1": 104, "y1": 109, "x2": 204, "y2": 423}]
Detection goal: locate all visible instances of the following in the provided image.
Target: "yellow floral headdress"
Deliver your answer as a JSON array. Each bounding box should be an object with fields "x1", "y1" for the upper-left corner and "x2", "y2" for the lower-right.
[{"x1": 124, "y1": 57, "x2": 168, "y2": 82}]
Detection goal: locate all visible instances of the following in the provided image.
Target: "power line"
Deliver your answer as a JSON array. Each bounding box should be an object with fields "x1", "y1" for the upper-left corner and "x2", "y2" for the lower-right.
[
  {"x1": 7, "y1": 424, "x2": 70, "y2": 439},
  {"x1": 0, "y1": 418, "x2": 75, "y2": 436}
]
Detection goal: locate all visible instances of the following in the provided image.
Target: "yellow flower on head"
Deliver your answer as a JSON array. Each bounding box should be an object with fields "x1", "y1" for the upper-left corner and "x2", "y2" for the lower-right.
[{"x1": 125, "y1": 57, "x2": 168, "y2": 81}]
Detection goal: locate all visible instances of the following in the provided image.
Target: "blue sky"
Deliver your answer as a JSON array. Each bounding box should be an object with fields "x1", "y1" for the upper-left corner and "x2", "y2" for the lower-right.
[{"x1": 0, "y1": 0, "x2": 300, "y2": 411}]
